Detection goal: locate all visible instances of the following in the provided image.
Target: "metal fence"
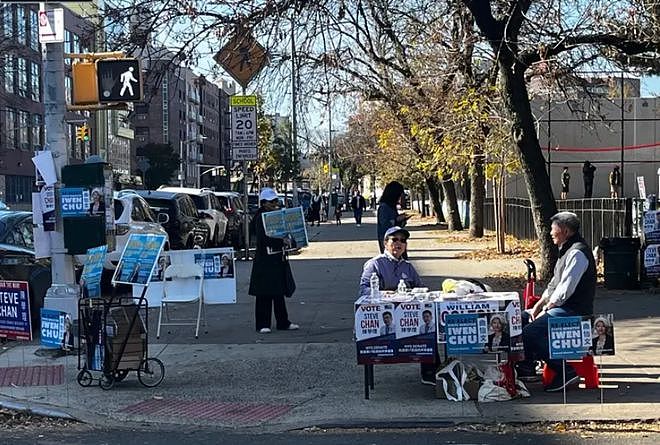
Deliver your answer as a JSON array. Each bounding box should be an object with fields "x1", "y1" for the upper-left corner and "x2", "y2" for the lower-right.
[{"x1": 483, "y1": 197, "x2": 644, "y2": 247}]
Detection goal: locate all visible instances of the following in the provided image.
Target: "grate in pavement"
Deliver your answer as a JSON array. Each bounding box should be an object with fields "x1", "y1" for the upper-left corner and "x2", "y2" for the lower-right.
[
  {"x1": 0, "y1": 365, "x2": 64, "y2": 387},
  {"x1": 121, "y1": 399, "x2": 292, "y2": 423}
]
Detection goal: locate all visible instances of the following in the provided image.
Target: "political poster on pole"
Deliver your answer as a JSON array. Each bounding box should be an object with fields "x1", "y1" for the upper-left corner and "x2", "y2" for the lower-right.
[
  {"x1": 548, "y1": 316, "x2": 592, "y2": 360},
  {"x1": 0, "y1": 281, "x2": 31, "y2": 341}
]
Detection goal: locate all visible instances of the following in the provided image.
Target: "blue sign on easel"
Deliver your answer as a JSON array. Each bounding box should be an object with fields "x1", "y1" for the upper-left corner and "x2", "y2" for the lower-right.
[{"x1": 548, "y1": 316, "x2": 591, "y2": 359}]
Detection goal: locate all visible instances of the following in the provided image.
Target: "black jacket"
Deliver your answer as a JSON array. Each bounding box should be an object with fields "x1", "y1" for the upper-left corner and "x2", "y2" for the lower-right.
[
  {"x1": 248, "y1": 208, "x2": 296, "y2": 297},
  {"x1": 550, "y1": 233, "x2": 596, "y2": 315}
]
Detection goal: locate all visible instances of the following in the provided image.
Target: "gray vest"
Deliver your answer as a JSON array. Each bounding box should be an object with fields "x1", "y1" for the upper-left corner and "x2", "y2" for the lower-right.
[{"x1": 547, "y1": 235, "x2": 596, "y2": 315}]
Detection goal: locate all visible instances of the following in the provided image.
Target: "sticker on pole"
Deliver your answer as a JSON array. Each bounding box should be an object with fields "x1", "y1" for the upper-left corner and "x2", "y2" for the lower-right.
[{"x1": 38, "y1": 8, "x2": 64, "y2": 44}]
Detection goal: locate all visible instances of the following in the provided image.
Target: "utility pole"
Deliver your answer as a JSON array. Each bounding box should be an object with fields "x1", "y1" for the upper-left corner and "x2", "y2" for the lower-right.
[
  {"x1": 42, "y1": 24, "x2": 76, "y2": 314},
  {"x1": 291, "y1": 15, "x2": 299, "y2": 207}
]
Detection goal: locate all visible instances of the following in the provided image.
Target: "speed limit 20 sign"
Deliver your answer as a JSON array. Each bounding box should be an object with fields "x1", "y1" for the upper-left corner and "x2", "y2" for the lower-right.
[{"x1": 230, "y1": 95, "x2": 258, "y2": 161}]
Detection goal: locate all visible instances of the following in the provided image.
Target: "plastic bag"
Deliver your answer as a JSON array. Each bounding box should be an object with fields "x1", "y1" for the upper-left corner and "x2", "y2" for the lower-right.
[
  {"x1": 436, "y1": 359, "x2": 470, "y2": 401},
  {"x1": 477, "y1": 362, "x2": 531, "y2": 402}
]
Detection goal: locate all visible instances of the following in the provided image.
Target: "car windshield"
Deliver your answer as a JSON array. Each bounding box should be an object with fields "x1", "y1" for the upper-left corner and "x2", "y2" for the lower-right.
[
  {"x1": 217, "y1": 196, "x2": 230, "y2": 208},
  {"x1": 114, "y1": 200, "x2": 124, "y2": 219},
  {"x1": 143, "y1": 198, "x2": 173, "y2": 213},
  {"x1": 190, "y1": 195, "x2": 206, "y2": 210}
]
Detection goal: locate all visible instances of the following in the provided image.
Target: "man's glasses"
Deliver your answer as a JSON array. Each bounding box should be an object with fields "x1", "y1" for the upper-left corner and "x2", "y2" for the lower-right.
[{"x1": 388, "y1": 237, "x2": 407, "y2": 243}]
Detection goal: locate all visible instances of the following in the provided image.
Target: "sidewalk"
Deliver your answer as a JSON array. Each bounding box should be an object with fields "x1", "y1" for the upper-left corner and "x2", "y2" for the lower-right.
[{"x1": 1, "y1": 214, "x2": 658, "y2": 432}]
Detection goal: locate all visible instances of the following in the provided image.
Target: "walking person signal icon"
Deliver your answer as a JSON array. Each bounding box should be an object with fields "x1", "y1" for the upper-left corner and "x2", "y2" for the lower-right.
[{"x1": 96, "y1": 59, "x2": 143, "y2": 103}]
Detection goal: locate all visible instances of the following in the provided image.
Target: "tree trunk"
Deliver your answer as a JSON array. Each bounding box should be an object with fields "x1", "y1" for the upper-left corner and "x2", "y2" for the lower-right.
[
  {"x1": 425, "y1": 176, "x2": 445, "y2": 224},
  {"x1": 500, "y1": 64, "x2": 558, "y2": 279},
  {"x1": 470, "y1": 146, "x2": 485, "y2": 238},
  {"x1": 442, "y1": 174, "x2": 463, "y2": 231}
]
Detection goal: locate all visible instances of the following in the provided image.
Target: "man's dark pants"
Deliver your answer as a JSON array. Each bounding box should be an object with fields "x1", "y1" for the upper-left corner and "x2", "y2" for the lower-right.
[{"x1": 521, "y1": 306, "x2": 578, "y2": 374}]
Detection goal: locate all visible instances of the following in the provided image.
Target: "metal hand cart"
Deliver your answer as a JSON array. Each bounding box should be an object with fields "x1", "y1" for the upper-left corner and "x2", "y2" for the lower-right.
[{"x1": 76, "y1": 289, "x2": 164, "y2": 390}]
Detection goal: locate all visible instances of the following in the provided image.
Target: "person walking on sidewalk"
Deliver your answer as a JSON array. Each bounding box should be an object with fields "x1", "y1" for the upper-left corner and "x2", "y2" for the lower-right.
[
  {"x1": 351, "y1": 190, "x2": 367, "y2": 227},
  {"x1": 516, "y1": 211, "x2": 596, "y2": 392},
  {"x1": 582, "y1": 161, "x2": 596, "y2": 198},
  {"x1": 609, "y1": 165, "x2": 622, "y2": 198},
  {"x1": 248, "y1": 187, "x2": 299, "y2": 334},
  {"x1": 560, "y1": 166, "x2": 570, "y2": 200},
  {"x1": 309, "y1": 193, "x2": 322, "y2": 226},
  {"x1": 377, "y1": 181, "x2": 412, "y2": 253}
]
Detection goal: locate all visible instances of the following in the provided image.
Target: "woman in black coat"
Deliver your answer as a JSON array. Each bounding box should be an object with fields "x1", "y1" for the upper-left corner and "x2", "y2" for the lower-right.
[{"x1": 248, "y1": 188, "x2": 299, "y2": 333}]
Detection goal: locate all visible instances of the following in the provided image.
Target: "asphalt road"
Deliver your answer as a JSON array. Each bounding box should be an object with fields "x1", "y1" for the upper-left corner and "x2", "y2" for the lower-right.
[{"x1": 3, "y1": 423, "x2": 660, "y2": 445}]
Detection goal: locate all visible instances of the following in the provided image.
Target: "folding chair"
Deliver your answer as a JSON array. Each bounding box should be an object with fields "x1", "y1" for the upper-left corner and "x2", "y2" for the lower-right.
[{"x1": 156, "y1": 263, "x2": 206, "y2": 339}]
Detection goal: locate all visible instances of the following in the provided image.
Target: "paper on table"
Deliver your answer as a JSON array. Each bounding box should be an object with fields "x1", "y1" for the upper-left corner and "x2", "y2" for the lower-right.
[{"x1": 31, "y1": 150, "x2": 57, "y2": 185}]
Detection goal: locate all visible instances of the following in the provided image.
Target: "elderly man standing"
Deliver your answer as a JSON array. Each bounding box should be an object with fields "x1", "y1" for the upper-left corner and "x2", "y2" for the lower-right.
[{"x1": 517, "y1": 212, "x2": 596, "y2": 392}]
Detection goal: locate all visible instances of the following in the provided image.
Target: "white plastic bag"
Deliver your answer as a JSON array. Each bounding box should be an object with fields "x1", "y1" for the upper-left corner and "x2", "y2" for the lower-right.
[{"x1": 436, "y1": 360, "x2": 470, "y2": 401}]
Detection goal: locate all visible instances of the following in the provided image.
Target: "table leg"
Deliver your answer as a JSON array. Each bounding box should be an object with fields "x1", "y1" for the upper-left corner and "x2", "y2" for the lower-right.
[
  {"x1": 368, "y1": 364, "x2": 375, "y2": 389},
  {"x1": 364, "y1": 364, "x2": 370, "y2": 399}
]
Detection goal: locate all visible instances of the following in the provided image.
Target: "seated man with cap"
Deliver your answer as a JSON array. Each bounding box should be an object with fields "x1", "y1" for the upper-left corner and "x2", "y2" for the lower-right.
[
  {"x1": 359, "y1": 226, "x2": 423, "y2": 295},
  {"x1": 359, "y1": 227, "x2": 435, "y2": 385}
]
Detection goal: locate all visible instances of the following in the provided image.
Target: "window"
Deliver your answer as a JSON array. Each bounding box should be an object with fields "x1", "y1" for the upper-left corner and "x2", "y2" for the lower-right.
[
  {"x1": 17, "y1": 57, "x2": 27, "y2": 97},
  {"x1": 5, "y1": 108, "x2": 17, "y2": 150},
  {"x1": 28, "y1": 9, "x2": 38, "y2": 50},
  {"x1": 65, "y1": 75, "x2": 72, "y2": 104},
  {"x1": 64, "y1": 30, "x2": 73, "y2": 65},
  {"x1": 30, "y1": 61, "x2": 40, "y2": 102},
  {"x1": 31, "y1": 113, "x2": 42, "y2": 151},
  {"x1": 2, "y1": 6, "x2": 13, "y2": 38},
  {"x1": 5, "y1": 175, "x2": 34, "y2": 204},
  {"x1": 19, "y1": 110, "x2": 29, "y2": 150},
  {"x1": 4, "y1": 54, "x2": 14, "y2": 94},
  {"x1": 16, "y1": 6, "x2": 25, "y2": 44}
]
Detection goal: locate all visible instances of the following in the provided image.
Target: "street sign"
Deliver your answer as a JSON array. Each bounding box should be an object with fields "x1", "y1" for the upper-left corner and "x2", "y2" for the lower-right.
[
  {"x1": 231, "y1": 95, "x2": 258, "y2": 161},
  {"x1": 214, "y1": 32, "x2": 269, "y2": 89},
  {"x1": 96, "y1": 59, "x2": 143, "y2": 103},
  {"x1": 38, "y1": 8, "x2": 64, "y2": 44}
]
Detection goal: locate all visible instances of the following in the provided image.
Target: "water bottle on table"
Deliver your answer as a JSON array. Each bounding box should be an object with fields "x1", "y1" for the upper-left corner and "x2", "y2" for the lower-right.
[
  {"x1": 397, "y1": 279, "x2": 407, "y2": 295},
  {"x1": 369, "y1": 272, "x2": 380, "y2": 301}
]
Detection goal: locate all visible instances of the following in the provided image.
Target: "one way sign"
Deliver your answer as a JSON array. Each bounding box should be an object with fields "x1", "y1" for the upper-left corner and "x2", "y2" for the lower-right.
[{"x1": 96, "y1": 59, "x2": 143, "y2": 103}]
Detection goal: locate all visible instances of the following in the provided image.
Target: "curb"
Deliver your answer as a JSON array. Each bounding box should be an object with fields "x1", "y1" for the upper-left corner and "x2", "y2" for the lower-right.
[{"x1": 0, "y1": 397, "x2": 76, "y2": 421}]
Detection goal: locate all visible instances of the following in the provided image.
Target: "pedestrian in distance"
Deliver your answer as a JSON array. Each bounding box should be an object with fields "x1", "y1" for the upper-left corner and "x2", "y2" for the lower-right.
[
  {"x1": 351, "y1": 190, "x2": 367, "y2": 227},
  {"x1": 248, "y1": 187, "x2": 299, "y2": 334},
  {"x1": 560, "y1": 166, "x2": 570, "y2": 200},
  {"x1": 309, "y1": 193, "x2": 322, "y2": 226},
  {"x1": 609, "y1": 165, "x2": 622, "y2": 198},
  {"x1": 334, "y1": 203, "x2": 342, "y2": 225},
  {"x1": 516, "y1": 211, "x2": 596, "y2": 392},
  {"x1": 377, "y1": 181, "x2": 412, "y2": 254},
  {"x1": 582, "y1": 161, "x2": 596, "y2": 198}
]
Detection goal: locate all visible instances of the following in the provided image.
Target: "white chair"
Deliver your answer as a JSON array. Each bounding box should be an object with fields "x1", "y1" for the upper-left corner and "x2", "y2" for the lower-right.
[{"x1": 156, "y1": 263, "x2": 206, "y2": 339}]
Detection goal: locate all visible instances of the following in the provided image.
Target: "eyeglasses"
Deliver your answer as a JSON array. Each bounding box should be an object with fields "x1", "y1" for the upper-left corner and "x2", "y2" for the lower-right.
[{"x1": 388, "y1": 237, "x2": 407, "y2": 243}]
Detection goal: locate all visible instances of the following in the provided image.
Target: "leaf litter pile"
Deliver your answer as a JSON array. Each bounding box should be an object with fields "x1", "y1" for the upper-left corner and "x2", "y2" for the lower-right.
[{"x1": 0, "y1": 408, "x2": 78, "y2": 430}]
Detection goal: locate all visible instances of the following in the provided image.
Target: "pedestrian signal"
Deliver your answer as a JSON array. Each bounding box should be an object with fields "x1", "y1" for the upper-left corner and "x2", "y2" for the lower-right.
[
  {"x1": 96, "y1": 58, "x2": 143, "y2": 103},
  {"x1": 76, "y1": 125, "x2": 90, "y2": 142}
]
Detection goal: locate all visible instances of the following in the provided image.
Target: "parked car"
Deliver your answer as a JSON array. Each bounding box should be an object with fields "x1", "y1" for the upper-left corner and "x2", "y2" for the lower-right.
[
  {"x1": 158, "y1": 187, "x2": 228, "y2": 247},
  {"x1": 135, "y1": 190, "x2": 209, "y2": 249},
  {"x1": 214, "y1": 191, "x2": 249, "y2": 249},
  {"x1": 0, "y1": 211, "x2": 51, "y2": 331}
]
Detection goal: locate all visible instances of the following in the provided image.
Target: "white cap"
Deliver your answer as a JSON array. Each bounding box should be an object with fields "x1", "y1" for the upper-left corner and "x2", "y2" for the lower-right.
[{"x1": 259, "y1": 187, "x2": 278, "y2": 201}]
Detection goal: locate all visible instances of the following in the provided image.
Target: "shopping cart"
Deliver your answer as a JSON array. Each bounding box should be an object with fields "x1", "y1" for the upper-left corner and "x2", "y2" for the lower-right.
[{"x1": 77, "y1": 291, "x2": 164, "y2": 390}]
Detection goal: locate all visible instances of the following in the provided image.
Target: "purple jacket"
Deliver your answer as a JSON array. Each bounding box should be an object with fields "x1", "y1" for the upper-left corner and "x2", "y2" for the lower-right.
[{"x1": 359, "y1": 253, "x2": 423, "y2": 295}]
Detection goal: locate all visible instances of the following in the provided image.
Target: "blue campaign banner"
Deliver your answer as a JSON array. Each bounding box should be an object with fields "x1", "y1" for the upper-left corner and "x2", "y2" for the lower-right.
[
  {"x1": 61, "y1": 187, "x2": 90, "y2": 217},
  {"x1": 82, "y1": 245, "x2": 107, "y2": 298},
  {"x1": 194, "y1": 251, "x2": 235, "y2": 279},
  {"x1": 112, "y1": 234, "x2": 167, "y2": 286},
  {"x1": 445, "y1": 313, "x2": 489, "y2": 355},
  {"x1": 0, "y1": 281, "x2": 31, "y2": 341},
  {"x1": 40, "y1": 309, "x2": 66, "y2": 348},
  {"x1": 548, "y1": 316, "x2": 592, "y2": 359},
  {"x1": 262, "y1": 207, "x2": 309, "y2": 253}
]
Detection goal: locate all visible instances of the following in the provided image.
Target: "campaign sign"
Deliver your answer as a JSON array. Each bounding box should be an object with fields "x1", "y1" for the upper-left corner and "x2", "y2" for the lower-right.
[
  {"x1": 262, "y1": 207, "x2": 309, "y2": 254},
  {"x1": 394, "y1": 301, "x2": 436, "y2": 360},
  {"x1": 194, "y1": 251, "x2": 235, "y2": 279},
  {"x1": 40, "y1": 309, "x2": 66, "y2": 348},
  {"x1": 81, "y1": 245, "x2": 107, "y2": 298},
  {"x1": 643, "y1": 211, "x2": 660, "y2": 244},
  {"x1": 112, "y1": 234, "x2": 166, "y2": 285},
  {"x1": 548, "y1": 316, "x2": 591, "y2": 359},
  {"x1": 0, "y1": 281, "x2": 31, "y2": 341},
  {"x1": 590, "y1": 313, "x2": 615, "y2": 356},
  {"x1": 355, "y1": 299, "x2": 397, "y2": 364},
  {"x1": 445, "y1": 313, "x2": 488, "y2": 355},
  {"x1": 61, "y1": 187, "x2": 90, "y2": 217},
  {"x1": 643, "y1": 244, "x2": 660, "y2": 278}
]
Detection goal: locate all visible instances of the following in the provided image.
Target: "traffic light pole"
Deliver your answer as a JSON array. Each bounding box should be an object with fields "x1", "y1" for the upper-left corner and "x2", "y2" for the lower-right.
[{"x1": 43, "y1": 40, "x2": 76, "y2": 299}]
